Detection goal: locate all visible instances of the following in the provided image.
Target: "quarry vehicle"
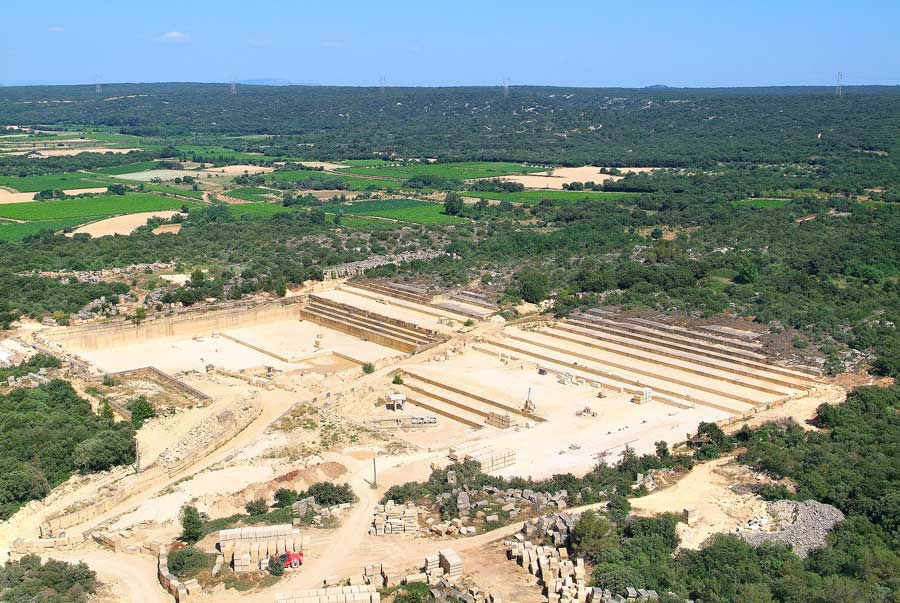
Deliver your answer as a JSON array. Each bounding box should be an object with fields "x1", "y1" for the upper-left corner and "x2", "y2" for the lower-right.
[{"x1": 274, "y1": 551, "x2": 304, "y2": 569}]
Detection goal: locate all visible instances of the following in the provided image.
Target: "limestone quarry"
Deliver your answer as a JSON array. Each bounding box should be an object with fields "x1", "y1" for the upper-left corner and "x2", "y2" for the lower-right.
[{"x1": 0, "y1": 276, "x2": 838, "y2": 603}]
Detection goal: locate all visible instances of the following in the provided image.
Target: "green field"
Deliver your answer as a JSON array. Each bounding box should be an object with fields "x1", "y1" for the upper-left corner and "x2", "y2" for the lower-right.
[
  {"x1": 226, "y1": 187, "x2": 280, "y2": 202},
  {"x1": 92, "y1": 161, "x2": 164, "y2": 175},
  {"x1": 0, "y1": 218, "x2": 88, "y2": 242},
  {"x1": 339, "y1": 161, "x2": 544, "y2": 180},
  {"x1": 0, "y1": 193, "x2": 197, "y2": 221},
  {"x1": 462, "y1": 189, "x2": 637, "y2": 204},
  {"x1": 326, "y1": 199, "x2": 467, "y2": 224},
  {"x1": 0, "y1": 172, "x2": 112, "y2": 192},
  {"x1": 269, "y1": 170, "x2": 403, "y2": 191}
]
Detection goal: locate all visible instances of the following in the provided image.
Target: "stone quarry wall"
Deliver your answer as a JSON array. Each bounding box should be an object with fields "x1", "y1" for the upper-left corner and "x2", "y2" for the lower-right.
[
  {"x1": 45, "y1": 297, "x2": 307, "y2": 350},
  {"x1": 40, "y1": 397, "x2": 262, "y2": 538}
]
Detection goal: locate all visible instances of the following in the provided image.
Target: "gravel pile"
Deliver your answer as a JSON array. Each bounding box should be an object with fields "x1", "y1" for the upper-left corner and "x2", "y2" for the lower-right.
[{"x1": 742, "y1": 500, "x2": 844, "y2": 558}]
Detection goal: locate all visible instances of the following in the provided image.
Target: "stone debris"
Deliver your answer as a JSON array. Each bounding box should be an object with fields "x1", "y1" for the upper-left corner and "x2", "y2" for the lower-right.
[
  {"x1": 522, "y1": 511, "x2": 581, "y2": 547},
  {"x1": 741, "y1": 500, "x2": 845, "y2": 558},
  {"x1": 504, "y1": 538, "x2": 587, "y2": 603},
  {"x1": 158, "y1": 396, "x2": 260, "y2": 467},
  {"x1": 370, "y1": 500, "x2": 421, "y2": 536},
  {"x1": 292, "y1": 497, "x2": 353, "y2": 527}
]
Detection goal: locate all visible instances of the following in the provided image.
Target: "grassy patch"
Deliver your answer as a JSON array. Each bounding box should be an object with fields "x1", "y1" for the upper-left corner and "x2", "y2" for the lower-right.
[
  {"x1": 0, "y1": 218, "x2": 87, "y2": 242},
  {"x1": 327, "y1": 199, "x2": 466, "y2": 224},
  {"x1": 0, "y1": 193, "x2": 197, "y2": 221},
  {"x1": 92, "y1": 161, "x2": 164, "y2": 175},
  {"x1": 462, "y1": 189, "x2": 637, "y2": 204},
  {"x1": 339, "y1": 161, "x2": 543, "y2": 180}
]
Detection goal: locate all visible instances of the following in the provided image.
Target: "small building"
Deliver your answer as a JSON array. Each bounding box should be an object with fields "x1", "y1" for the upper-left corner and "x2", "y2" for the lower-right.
[{"x1": 387, "y1": 392, "x2": 406, "y2": 411}]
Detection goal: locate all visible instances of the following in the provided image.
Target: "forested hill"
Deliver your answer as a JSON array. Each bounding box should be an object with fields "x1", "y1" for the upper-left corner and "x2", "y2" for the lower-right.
[{"x1": 2, "y1": 84, "x2": 900, "y2": 167}]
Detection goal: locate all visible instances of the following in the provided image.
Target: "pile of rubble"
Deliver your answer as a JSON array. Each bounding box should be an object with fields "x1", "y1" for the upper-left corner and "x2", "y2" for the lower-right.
[
  {"x1": 589, "y1": 588, "x2": 662, "y2": 602},
  {"x1": 522, "y1": 512, "x2": 580, "y2": 547},
  {"x1": 741, "y1": 500, "x2": 845, "y2": 558},
  {"x1": 292, "y1": 496, "x2": 353, "y2": 527},
  {"x1": 6, "y1": 369, "x2": 51, "y2": 389},
  {"x1": 370, "y1": 500, "x2": 421, "y2": 536},
  {"x1": 423, "y1": 517, "x2": 477, "y2": 537},
  {"x1": 504, "y1": 537, "x2": 587, "y2": 603}
]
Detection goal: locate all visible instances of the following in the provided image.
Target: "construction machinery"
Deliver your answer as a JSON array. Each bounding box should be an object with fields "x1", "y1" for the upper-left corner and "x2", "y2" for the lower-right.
[{"x1": 272, "y1": 551, "x2": 304, "y2": 570}]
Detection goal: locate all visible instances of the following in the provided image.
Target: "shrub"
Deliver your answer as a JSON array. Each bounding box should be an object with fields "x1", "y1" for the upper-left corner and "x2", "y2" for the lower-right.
[
  {"x1": 267, "y1": 556, "x2": 285, "y2": 576},
  {"x1": 362, "y1": 362, "x2": 375, "y2": 374},
  {"x1": 274, "y1": 488, "x2": 298, "y2": 508},
  {"x1": 392, "y1": 374, "x2": 404, "y2": 385},
  {"x1": 180, "y1": 506, "x2": 203, "y2": 543},
  {"x1": 300, "y1": 482, "x2": 355, "y2": 506},
  {"x1": 167, "y1": 546, "x2": 211, "y2": 578},
  {"x1": 127, "y1": 396, "x2": 156, "y2": 428},
  {"x1": 245, "y1": 498, "x2": 268, "y2": 516}
]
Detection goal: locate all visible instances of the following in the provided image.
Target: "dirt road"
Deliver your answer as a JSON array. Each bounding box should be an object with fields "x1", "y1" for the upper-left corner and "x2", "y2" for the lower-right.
[{"x1": 49, "y1": 549, "x2": 170, "y2": 603}]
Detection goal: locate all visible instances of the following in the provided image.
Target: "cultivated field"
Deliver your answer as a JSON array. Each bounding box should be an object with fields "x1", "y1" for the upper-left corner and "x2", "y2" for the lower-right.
[{"x1": 339, "y1": 161, "x2": 543, "y2": 180}]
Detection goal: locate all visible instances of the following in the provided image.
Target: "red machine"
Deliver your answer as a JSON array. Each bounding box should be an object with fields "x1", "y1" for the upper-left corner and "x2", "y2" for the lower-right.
[{"x1": 274, "y1": 551, "x2": 304, "y2": 569}]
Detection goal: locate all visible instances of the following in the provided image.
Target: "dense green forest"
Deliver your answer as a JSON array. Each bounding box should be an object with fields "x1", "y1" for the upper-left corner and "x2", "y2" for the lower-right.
[
  {"x1": 0, "y1": 379, "x2": 136, "y2": 519},
  {"x1": 2, "y1": 84, "x2": 900, "y2": 190},
  {"x1": 0, "y1": 554, "x2": 96, "y2": 603}
]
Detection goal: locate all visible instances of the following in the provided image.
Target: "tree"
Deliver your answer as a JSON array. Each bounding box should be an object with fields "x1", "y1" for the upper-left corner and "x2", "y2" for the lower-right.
[
  {"x1": 245, "y1": 498, "x2": 268, "y2": 516},
  {"x1": 516, "y1": 268, "x2": 550, "y2": 303},
  {"x1": 655, "y1": 441, "x2": 670, "y2": 460},
  {"x1": 571, "y1": 511, "x2": 618, "y2": 562},
  {"x1": 274, "y1": 488, "x2": 298, "y2": 508},
  {"x1": 444, "y1": 192, "x2": 464, "y2": 216},
  {"x1": 127, "y1": 396, "x2": 156, "y2": 429},
  {"x1": 180, "y1": 506, "x2": 202, "y2": 543},
  {"x1": 267, "y1": 556, "x2": 285, "y2": 576},
  {"x1": 106, "y1": 184, "x2": 127, "y2": 195}
]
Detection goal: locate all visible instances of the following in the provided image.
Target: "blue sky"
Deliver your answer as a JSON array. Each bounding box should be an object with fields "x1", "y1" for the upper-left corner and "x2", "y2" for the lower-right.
[{"x1": 2, "y1": 0, "x2": 898, "y2": 87}]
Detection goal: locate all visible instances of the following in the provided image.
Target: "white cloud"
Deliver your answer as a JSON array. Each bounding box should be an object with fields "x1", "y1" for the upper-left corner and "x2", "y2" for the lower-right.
[
  {"x1": 321, "y1": 41, "x2": 345, "y2": 49},
  {"x1": 48, "y1": 26, "x2": 64, "y2": 33},
  {"x1": 157, "y1": 31, "x2": 190, "y2": 44}
]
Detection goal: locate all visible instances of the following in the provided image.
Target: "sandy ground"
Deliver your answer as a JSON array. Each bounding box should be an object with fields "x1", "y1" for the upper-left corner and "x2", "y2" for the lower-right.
[
  {"x1": 203, "y1": 164, "x2": 274, "y2": 175},
  {"x1": 48, "y1": 549, "x2": 170, "y2": 603},
  {"x1": 0, "y1": 190, "x2": 35, "y2": 203},
  {"x1": 152, "y1": 223, "x2": 182, "y2": 235},
  {"x1": 67, "y1": 211, "x2": 181, "y2": 237},
  {"x1": 0, "y1": 187, "x2": 110, "y2": 203},
  {"x1": 301, "y1": 161, "x2": 349, "y2": 170},
  {"x1": 494, "y1": 166, "x2": 656, "y2": 190},
  {"x1": 630, "y1": 456, "x2": 768, "y2": 549}
]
